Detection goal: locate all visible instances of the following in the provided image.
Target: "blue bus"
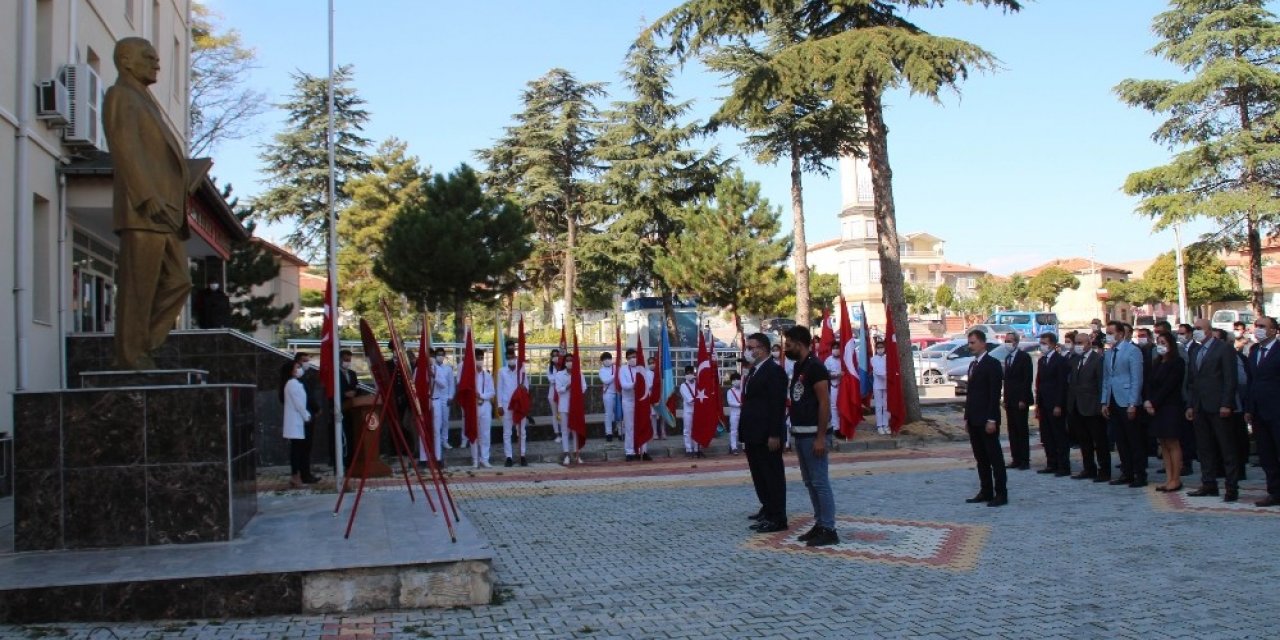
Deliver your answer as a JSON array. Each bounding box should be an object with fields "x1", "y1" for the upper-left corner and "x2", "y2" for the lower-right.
[{"x1": 989, "y1": 311, "x2": 1060, "y2": 340}]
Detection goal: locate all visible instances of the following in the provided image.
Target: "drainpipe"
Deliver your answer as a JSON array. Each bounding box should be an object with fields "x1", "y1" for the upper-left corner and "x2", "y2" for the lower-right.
[
  {"x1": 13, "y1": 0, "x2": 36, "y2": 391},
  {"x1": 57, "y1": 174, "x2": 67, "y2": 387}
]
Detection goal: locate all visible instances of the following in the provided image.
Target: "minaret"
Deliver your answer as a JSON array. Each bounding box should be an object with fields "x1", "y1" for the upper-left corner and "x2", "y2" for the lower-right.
[{"x1": 838, "y1": 154, "x2": 875, "y2": 243}]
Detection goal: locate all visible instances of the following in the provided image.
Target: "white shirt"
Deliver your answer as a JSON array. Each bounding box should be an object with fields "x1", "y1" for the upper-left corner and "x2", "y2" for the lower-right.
[
  {"x1": 680, "y1": 379, "x2": 696, "y2": 412},
  {"x1": 824, "y1": 355, "x2": 842, "y2": 387},
  {"x1": 599, "y1": 364, "x2": 617, "y2": 396},
  {"x1": 432, "y1": 362, "x2": 455, "y2": 401},
  {"x1": 476, "y1": 369, "x2": 494, "y2": 404},
  {"x1": 552, "y1": 368, "x2": 587, "y2": 410},
  {"x1": 871, "y1": 353, "x2": 888, "y2": 391},
  {"x1": 497, "y1": 366, "x2": 528, "y2": 407},
  {"x1": 727, "y1": 385, "x2": 743, "y2": 414},
  {"x1": 283, "y1": 377, "x2": 310, "y2": 439}
]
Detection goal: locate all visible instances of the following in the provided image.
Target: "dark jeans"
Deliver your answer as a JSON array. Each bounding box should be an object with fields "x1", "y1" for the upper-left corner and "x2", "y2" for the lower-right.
[
  {"x1": 967, "y1": 421, "x2": 1007, "y2": 497},
  {"x1": 745, "y1": 441, "x2": 787, "y2": 525},
  {"x1": 1040, "y1": 410, "x2": 1070, "y2": 472},
  {"x1": 1109, "y1": 400, "x2": 1147, "y2": 480},
  {"x1": 1005, "y1": 405, "x2": 1030, "y2": 467},
  {"x1": 288, "y1": 438, "x2": 308, "y2": 476},
  {"x1": 1193, "y1": 409, "x2": 1240, "y2": 490},
  {"x1": 793, "y1": 433, "x2": 835, "y2": 529},
  {"x1": 1070, "y1": 408, "x2": 1110, "y2": 477},
  {"x1": 1254, "y1": 413, "x2": 1280, "y2": 498}
]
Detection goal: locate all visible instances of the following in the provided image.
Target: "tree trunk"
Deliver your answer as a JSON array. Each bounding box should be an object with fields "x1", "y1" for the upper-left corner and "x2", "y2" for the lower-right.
[
  {"x1": 540, "y1": 280, "x2": 554, "y2": 325},
  {"x1": 453, "y1": 297, "x2": 467, "y2": 344},
  {"x1": 790, "y1": 144, "x2": 811, "y2": 327},
  {"x1": 662, "y1": 288, "x2": 682, "y2": 347},
  {"x1": 1248, "y1": 211, "x2": 1264, "y2": 316},
  {"x1": 862, "y1": 84, "x2": 922, "y2": 424},
  {"x1": 564, "y1": 211, "x2": 577, "y2": 323}
]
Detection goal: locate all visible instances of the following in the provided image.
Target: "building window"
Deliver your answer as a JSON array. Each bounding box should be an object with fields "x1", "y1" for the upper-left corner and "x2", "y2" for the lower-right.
[
  {"x1": 865, "y1": 220, "x2": 876, "y2": 239},
  {"x1": 32, "y1": 196, "x2": 53, "y2": 324},
  {"x1": 869, "y1": 260, "x2": 881, "y2": 283},
  {"x1": 72, "y1": 229, "x2": 119, "y2": 333},
  {"x1": 849, "y1": 260, "x2": 867, "y2": 284}
]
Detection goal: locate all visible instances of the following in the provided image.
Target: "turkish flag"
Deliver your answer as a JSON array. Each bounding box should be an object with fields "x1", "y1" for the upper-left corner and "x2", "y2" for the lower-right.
[
  {"x1": 413, "y1": 320, "x2": 435, "y2": 454},
  {"x1": 885, "y1": 309, "x2": 906, "y2": 434},
  {"x1": 837, "y1": 296, "x2": 863, "y2": 439},
  {"x1": 320, "y1": 287, "x2": 335, "y2": 398},
  {"x1": 508, "y1": 315, "x2": 532, "y2": 424},
  {"x1": 457, "y1": 327, "x2": 478, "y2": 443},
  {"x1": 568, "y1": 332, "x2": 587, "y2": 450},
  {"x1": 817, "y1": 309, "x2": 835, "y2": 361},
  {"x1": 691, "y1": 330, "x2": 722, "y2": 448},
  {"x1": 633, "y1": 335, "x2": 653, "y2": 450}
]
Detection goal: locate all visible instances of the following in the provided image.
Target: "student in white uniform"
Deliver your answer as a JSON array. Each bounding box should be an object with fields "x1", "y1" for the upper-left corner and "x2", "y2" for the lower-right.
[
  {"x1": 726, "y1": 371, "x2": 743, "y2": 455},
  {"x1": 619, "y1": 348, "x2": 653, "y2": 461},
  {"x1": 871, "y1": 340, "x2": 890, "y2": 435},
  {"x1": 431, "y1": 347, "x2": 455, "y2": 465},
  {"x1": 497, "y1": 348, "x2": 529, "y2": 467},
  {"x1": 547, "y1": 349, "x2": 562, "y2": 443},
  {"x1": 680, "y1": 365, "x2": 702, "y2": 457},
  {"x1": 599, "y1": 352, "x2": 619, "y2": 442},
  {"x1": 554, "y1": 353, "x2": 589, "y2": 465},
  {"x1": 648, "y1": 356, "x2": 665, "y2": 440},
  {"x1": 825, "y1": 344, "x2": 844, "y2": 437},
  {"x1": 472, "y1": 349, "x2": 495, "y2": 468}
]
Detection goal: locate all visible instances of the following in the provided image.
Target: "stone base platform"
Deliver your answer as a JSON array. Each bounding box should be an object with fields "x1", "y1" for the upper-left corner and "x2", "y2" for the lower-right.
[{"x1": 0, "y1": 493, "x2": 492, "y2": 623}]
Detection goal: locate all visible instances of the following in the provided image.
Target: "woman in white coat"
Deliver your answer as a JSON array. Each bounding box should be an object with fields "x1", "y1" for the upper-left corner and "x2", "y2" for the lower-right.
[{"x1": 281, "y1": 360, "x2": 312, "y2": 488}]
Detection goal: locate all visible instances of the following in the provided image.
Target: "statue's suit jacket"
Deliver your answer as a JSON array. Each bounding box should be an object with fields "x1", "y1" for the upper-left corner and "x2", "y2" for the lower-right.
[{"x1": 102, "y1": 76, "x2": 190, "y2": 239}]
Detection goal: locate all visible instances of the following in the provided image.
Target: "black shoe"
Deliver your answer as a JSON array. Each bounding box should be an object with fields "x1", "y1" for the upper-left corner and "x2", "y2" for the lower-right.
[
  {"x1": 987, "y1": 495, "x2": 1009, "y2": 507},
  {"x1": 806, "y1": 527, "x2": 839, "y2": 547},
  {"x1": 1187, "y1": 486, "x2": 1219, "y2": 497},
  {"x1": 695, "y1": 451, "x2": 706, "y2": 459},
  {"x1": 606, "y1": 434, "x2": 613, "y2": 443},
  {"x1": 302, "y1": 475, "x2": 322, "y2": 484},
  {"x1": 1071, "y1": 472, "x2": 1095, "y2": 480},
  {"x1": 1016, "y1": 464, "x2": 1031, "y2": 471},
  {"x1": 754, "y1": 521, "x2": 788, "y2": 533},
  {"x1": 504, "y1": 457, "x2": 514, "y2": 468},
  {"x1": 1255, "y1": 495, "x2": 1280, "y2": 507},
  {"x1": 748, "y1": 509, "x2": 767, "y2": 521},
  {"x1": 1128, "y1": 478, "x2": 1147, "y2": 488},
  {"x1": 625, "y1": 454, "x2": 636, "y2": 462},
  {"x1": 1108, "y1": 477, "x2": 1132, "y2": 486},
  {"x1": 1055, "y1": 471, "x2": 1072, "y2": 477},
  {"x1": 797, "y1": 525, "x2": 821, "y2": 542},
  {"x1": 519, "y1": 456, "x2": 528, "y2": 467},
  {"x1": 966, "y1": 493, "x2": 993, "y2": 504},
  {"x1": 641, "y1": 453, "x2": 653, "y2": 461},
  {"x1": 1092, "y1": 475, "x2": 1111, "y2": 483},
  {"x1": 1224, "y1": 490, "x2": 1239, "y2": 503},
  {"x1": 1036, "y1": 468, "x2": 1057, "y2": 475}
]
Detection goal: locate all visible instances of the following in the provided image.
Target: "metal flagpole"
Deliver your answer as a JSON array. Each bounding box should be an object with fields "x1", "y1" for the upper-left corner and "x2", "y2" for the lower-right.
[
  {"x1": 1173, "y1": 224, "x2": 1190, "y2": 324},
  {"x1": 327, "y1": 0, "x2": 345, "y2": 490}
]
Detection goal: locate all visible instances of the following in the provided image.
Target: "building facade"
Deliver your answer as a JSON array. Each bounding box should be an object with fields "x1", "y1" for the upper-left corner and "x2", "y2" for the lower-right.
[{"x1": 1018, "y1": 258, "x2": 1133, "y2": 326}]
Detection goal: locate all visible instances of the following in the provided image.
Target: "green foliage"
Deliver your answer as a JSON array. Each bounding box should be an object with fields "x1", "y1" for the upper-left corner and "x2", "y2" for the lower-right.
[
  {"x1": 1140, "y1": 249, "x2": 1244, "y2": 306},
  {"x1": 1027, "y1": 267, "x2": 1080, "y2": 309},
  {"x1": 654, "y1": 169, "x2": 791, "y2": 319},
  {"x1": 974, "y1": 274, "x2": 1028, "y2": 312},
  {"x1": 595, "y1": 34, "x2": 722, "y2": 337},
  {"x1": 374, "y1": 164, "x2": 533, "y2": 338},
  {"x1": 1116, "y1": 0, "x2": 1280, "y2": 312},
  {"x1": 254, "y1": 65, "x2": 372, "y2": 259},
  {"x1": 300, "y1": 289, "x2": 324, "y2": 308},
  {"x1": 338, "y1": 137, "x2": 426, "y2": 338},
  {"x1": 189, "y1": 2, "x2": 265, "y2": 156},
  {"x1": 903, "y1": 281, "x2": 933, "y2": 313},
  {"x1": 218, "y1": 184, "x2": 293, "y2": 332},
  {"x1": 933, "y1": 283, "x2": 956, "y2": 311},
  {"x1": 477, "y1": 69, "x2": 606, "y2": 322}
]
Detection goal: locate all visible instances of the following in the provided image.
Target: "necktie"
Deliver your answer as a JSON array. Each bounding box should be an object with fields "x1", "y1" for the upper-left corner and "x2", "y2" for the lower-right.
[
  {"x1": 1004, "y1": 353, "x2": 1012, "y2": 373},
  {"x1": 968, "y1": 358, "x2": 977, "y2": 379}
]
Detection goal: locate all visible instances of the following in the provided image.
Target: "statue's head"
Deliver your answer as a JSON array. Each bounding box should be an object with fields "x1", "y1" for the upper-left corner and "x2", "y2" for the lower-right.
[{"x1": 113, "y1": 37, "x2": 159, "y2": 86}]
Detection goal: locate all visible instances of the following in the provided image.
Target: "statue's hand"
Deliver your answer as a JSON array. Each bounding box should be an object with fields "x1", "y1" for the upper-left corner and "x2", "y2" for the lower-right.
[{"x1": 140, "y1": 198, "x2": 169, "y2": 224}]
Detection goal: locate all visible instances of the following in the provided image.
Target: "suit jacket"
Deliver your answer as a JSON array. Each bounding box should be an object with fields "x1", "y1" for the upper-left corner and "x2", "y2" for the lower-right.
[
  {"x1": 1246, "y1": 339, "x2": 1280, "y2": 419},
  {"x1": 1184, "y1": 338, "x2": 1238, "y2": 412},
  {"x1": 1035, "y1": 351, "x2": 1070, "y2": 414},
  {"x1": 964, "y1": 353, "x2": 1004, "y2": 426},
  {"x1": 1002, "y1": 349, "x2": 1033, "y2": 409},
  {"x1": 1101, "y1": 340, "x2": 1144, "y2": 408},
  {"x1": 1148, "y1": 356, "x2": 1185, "y2": 411},
  {"x1": 339, "y1": 368, "x2": 360, "y2": 398},
  {"x1": 739, "y1": 358, "x2": 788, "y2": 444},
  {"x1": 1068, "y1": 349, "x2": 1103, "y2": 417},
  {"x1": 102, "y1": 76, "x2": 190, "y2": 238}
]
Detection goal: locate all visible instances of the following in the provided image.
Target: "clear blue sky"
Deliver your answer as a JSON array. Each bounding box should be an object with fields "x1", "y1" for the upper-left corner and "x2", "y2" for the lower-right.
[{"x1": 203, "y1": 0, "x2": 1218, "y2": 275}]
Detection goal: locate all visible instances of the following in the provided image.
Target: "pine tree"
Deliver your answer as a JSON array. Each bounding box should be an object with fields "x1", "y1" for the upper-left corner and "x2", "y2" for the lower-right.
[
  {"x1": 648, "y1": 0, "x2": 1023, "y2": 424},
  {"x1": 338, "y1": 137, "x2": 426, "y2": 337},
  {"x1": 255, "y1": 66, "x2": 372, "y2": 259},
  {"x1": 703, "y1": 15, "x2": 862, "y2": 329},
  {"x1": 374, "y1": 164, "x2": 533, "y2": 339},
  {"x1": 655, "y1": 169, "x2": 791, "y2": 337},
  {"x1": 596, "y1": 33, "x2": 722, "y2": 342},
  {"x1": 211, "y1": 183, "x2": 294, "y2": 333},
  {"x1": 477, "y1": 69, "x2": 605, "y2": 323},
  {"x1": 1116, "y1": 0, "x2": 1280, "y2": 315}
]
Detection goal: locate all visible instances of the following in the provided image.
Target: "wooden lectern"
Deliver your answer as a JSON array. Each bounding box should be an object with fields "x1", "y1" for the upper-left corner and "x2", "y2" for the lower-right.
[{"x1": 344, "y1": 395, "x2": 392, "y2": 478}]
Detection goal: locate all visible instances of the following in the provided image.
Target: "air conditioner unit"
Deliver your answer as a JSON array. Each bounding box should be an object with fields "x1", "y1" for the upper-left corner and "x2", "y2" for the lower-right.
[
  {"x1": 36, "y1": 77, "x2": 70, "y2": 125},
  {"x1": 60, "y1": 64, "x2": 105, "y2": 149}
]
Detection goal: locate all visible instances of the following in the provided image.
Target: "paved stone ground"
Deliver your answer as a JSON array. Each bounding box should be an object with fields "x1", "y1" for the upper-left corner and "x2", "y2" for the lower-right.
[{"x1": 5, "y1": 442, "x2": 1280, "y2": 639}]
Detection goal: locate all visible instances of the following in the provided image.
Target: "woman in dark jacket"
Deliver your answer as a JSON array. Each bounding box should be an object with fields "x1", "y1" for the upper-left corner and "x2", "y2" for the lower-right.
[{"x1": 1144, "y1": 331, "x2": 1186, "y2": 492}]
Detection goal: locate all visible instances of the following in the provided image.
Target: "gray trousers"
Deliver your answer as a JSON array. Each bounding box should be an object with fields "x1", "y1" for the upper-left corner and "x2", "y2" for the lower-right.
[{"x1": 1193, "y1": 409, "x2": 1240, "y2": 490}]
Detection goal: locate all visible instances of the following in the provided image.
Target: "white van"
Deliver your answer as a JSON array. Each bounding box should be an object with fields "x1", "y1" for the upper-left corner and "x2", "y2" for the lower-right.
[{"x1": 1210, "y1": 309, "x2": 1255, "y2": 334}]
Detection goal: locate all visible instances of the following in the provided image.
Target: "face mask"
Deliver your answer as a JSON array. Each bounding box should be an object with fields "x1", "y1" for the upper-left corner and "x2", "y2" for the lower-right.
[
  {"x1": 1074, "y1": 345, "x2": 1085, "y2": 354},
  {"x1": 293, "y1": 368, "x2": 304, "y2": 379},
  {"x1": 627, "y1": 358, "x2": 637, "y2": 367},
  {"x1": 1135, "y1": 337, "x2": 1148, "y2": 346},
  {"x1": 1254, "y1": 328, "x2": 1268, "y2": 341},
  {"x1": 876, "y1": 349, "x2": 885, "y2": 355},
  {"x1": 1105, "y1": 334, "x2": 1117, "y2": 346},
  {"x1": 732, "y1": 380, "x2": 741, "y2": 388},
  {"x1": 1156, "y1": 345, "x2": 1169, "y2": 356},
  {"x1": 1192, "y1": 329, "x2": 1206, "y2": 342},
  {"x1": 831, "y1": 352, "x2": 841, "y2": 360},
  {"x1": 685, "y1": 375, "x2": 694, "y2": 383},
  {"x1": 340, "y1": 361, "x2": 350, "y2": 370},
  {"x1": 435, "y1": 356, "x2": 444, "y2": 364},
  {"x1": 1090, "y1": 324, "x2": 1101, "y2": 332},
  {"x1": 209, "y1": 283, "x2": 220, "y2": 291},
  {"x1": 1176, "y1": 334, "x2": 1188, "y2": 344},
  {"x1": 1235, "y1": 330, "x2": 1245, "y2": 339},
  {"x1": 1041, "y1": 344, "x2": 1052, "y2": 353},
  {"x1": 1004, "y1": 341, "x2": 1015, "y2": 348},
  {"x1": 507, "y1": 362, "x2": 516, "y2": 369}
]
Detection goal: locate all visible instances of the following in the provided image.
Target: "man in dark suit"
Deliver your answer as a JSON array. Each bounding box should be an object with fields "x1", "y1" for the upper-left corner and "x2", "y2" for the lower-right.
[
  {"x1": 741, "y1": 332, "x2": 790, "y2": 532},
  {"x1": 964, "y1": 330, "x2": 1008, "y2": 507},
  {"x1": 1068, "y1": 332, "x2": 1108, "y2": 480},
  {"x1": 338, "y1": 349, "x2": 364, "y2": 467},
  {"x1": 1002, "y1": 331, "x2": 1034, "y2": 470},
  {"x1": 1184, "y1": 318, "x2": 1240, "y2": 501},
  {"x1": 1035, "y1": 332, "x2": 1072, "y2": 476},
  {"x1": 1246, "y1": 316, "x2": 1280, "y2": 507}
]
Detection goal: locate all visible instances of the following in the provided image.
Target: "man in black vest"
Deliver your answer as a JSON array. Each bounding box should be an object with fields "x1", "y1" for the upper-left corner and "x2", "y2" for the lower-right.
[
  {"x1": 964, "y1": 330, "x2": 1008, "y2": 507},
  {"x1": 1002, "y1": 331, "x2": 1033, "y2": 470},
  {"x1": 741, "y1": 332, "x2": 790, "y2": 532}
]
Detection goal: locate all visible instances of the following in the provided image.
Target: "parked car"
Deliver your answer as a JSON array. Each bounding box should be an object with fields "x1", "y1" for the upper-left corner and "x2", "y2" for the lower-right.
[
  {"x1": 947, "y1": 341, "x2": 1042, "y2": 395},
  {"x1": 1134, "y1": 315, "x2": 1157, "y2": 333},
  {"x1": 296, "y1": 307, "x2": 325, "y2": 331},
  {"x1": 760, "y1": 317, "x2": 797, "y2": 336},
  {"x1": 951, "y1": 324, "x2": 1015, "y2": 341},
  {"x1": 916, "y1": 339, "x2": 981, "y2": 386},
  {"x1": 910, "y1": 336, "x2": 948, "y2": 352},
  {"x1": 1211, "y1": 309, "x2": 1255, "y2": 334},
  {"x1": 989, "y1": 312, "x2": 1060, "y2": 341}
]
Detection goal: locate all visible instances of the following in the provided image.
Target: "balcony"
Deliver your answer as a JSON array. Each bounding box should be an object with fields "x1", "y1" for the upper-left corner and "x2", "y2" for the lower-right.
[{"x1": 901, "y1": 250, "x2": 943, "y2": 264}]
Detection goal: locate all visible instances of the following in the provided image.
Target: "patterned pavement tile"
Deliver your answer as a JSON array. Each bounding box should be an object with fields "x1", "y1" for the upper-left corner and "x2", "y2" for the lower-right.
[
  {"x1": 743, "y1": 514, "x2": 989, "y2": 571},
  {"x1": 1148, "y1": 485, "x2": 1280, "y2": 516}
]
